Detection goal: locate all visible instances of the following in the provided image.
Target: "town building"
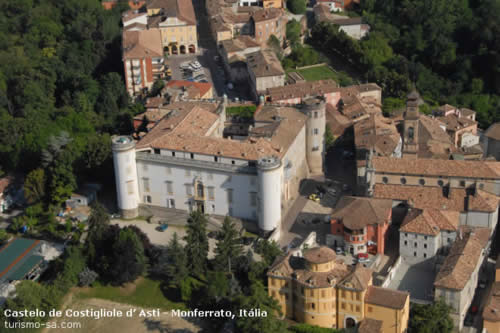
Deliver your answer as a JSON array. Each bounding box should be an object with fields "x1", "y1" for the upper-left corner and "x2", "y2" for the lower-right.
[
  {"x1": 122, "y1": 29, "x2": 164, "y2": 96},
  {"x1": 122, "y1": 9, "x2": 148, "y2": 31},
  {"x1": 164, "y1": 80, "x2": 214, "y2": 100},
  {"x1": 102, "y1": 0, "x2": 146, "y2": 10},
  {"x1": 484, "y1": 123, "x2": 500, "y2": 160},
  {"x1": 0, "y1": 238, "x2": 63, "y2": 305},
  {"x1": 433, "y1": 104, "x2": 479, "y2": 148},
  {"x1": 329, "y1": 196, "x2": 392, "y2": 255},
  {"x1": 267, "y1": 246, "x2": 410, "y2": 331},
  {"x1": 399, "y1": 208, "x2": 459, "y2": 264},
  {"x1": 313, "y1": 5, "x2": 370, "y2": 39},
  {"x1": 251, "y1": 8, "x2": 287, "y2": 46},
  {"x1": 246, "y1": 49, "x2": 285, "y2": 99},
  {"x1": 219, "y1": 36, "x2": 261, "y2": 83},
  {"x1": 147, "y1": 0, "x2": 198, "y2": 55},
  {"x1": 314, "y1": 0, "x2": 345, "y2": 12},
  {"x1": 112, "y1": 97, "x2": 327, "y2": 233},
  {"x1": 482, "y1": 257, "x2": 500, "y2": 333},
  {"x1": 265, "y1": 79, "x2": 340, "y2": 105},
  {"x1": 0, "y1": 176, "x2": 14, "y2": 213},
  {"x1": 434, "y1": 227, "x2": 490, "y2": 331}
]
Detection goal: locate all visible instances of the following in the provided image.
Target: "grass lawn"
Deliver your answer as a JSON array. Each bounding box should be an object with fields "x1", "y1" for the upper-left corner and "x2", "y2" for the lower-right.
[
  {"x1": 75, "y1": 277, "x2": 187, "y2": 311},
  {"x1": 287, "y1": 65, "x2": 355, "y2": 86}
]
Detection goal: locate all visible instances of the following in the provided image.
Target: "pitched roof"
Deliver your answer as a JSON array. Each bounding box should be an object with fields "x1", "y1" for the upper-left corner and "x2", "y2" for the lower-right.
[
  {"x1": 147, "y1": 0, "x2": 196, "y2": 25},
  {"x1": 372, "y1": 156, "x2": 500, "y2": 179},
  {"x1": 251, "y1": 8, "x2": 284, "y2": 22},
  {"x1": 221, "y1": 35, "x2": 260, "y2": 53},
  {"x1": 303, "y1": 247, "x2": 336, "y2": 264},
  {"x1": 122, "y1": 29, "x2": 163, "y2": 59},
  {"x1": 332, "y1": 17, "x2": 363, "y2": 26},
  {"x1": 365, "y1": 286, "x2": 409, "y2": 309},
  {"x1": 166, "y1": 80, "x2": 213, "y2": 99},
  {"x1": 436, "y1": 113, "x2": 477, "y2": 132},
  {"x1": 483, "y1": 282, "x2": 500, "y2": 322},
  {"x1": 268, "y1": 252, "x2": 351, "y2": 288},
  {"x1": 136, "y1": 102, "x2": 307, "y2": 160},
  {"x1": 358, "y1": 318, "x2": 383, "y2": 333},
  {"x1": 400, "y1": 208, "x2": 459, "y2": 236},
  {"x1": 246, "y1": 49, "x2": 284, "y2": 78},
  {"x1": 266, "y1": 80, "x2": 339, "y2": 101},
  {"x1": 338, "y1": 264, "x2": 372, "y2": 291},
  {"x1": 485, "y1": 123, "x2": 500, "y2": 141},
  {"x1": 326, "y1": 104, "x2": 351, "y2": 137},
  {"x1": 415, "y1": 115, "x2": 456, "y2": 158},
  {"x1": 434, "y1": 227, "x2": 490, "y2": 290},
  {"x1": 354, "y1": 114, "x2": 400, "y2": 156},
  {"x1": 331, "y1": 196, "x2": 392, "y2": 229},
  {"x1": 373, "y1": 185, "x2": 499, "y2": 212}
]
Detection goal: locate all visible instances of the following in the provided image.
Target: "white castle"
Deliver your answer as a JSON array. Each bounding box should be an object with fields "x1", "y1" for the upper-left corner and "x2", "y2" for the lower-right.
[{"x1": 112, "y1": 97, "x2": 325, "y2": 233}]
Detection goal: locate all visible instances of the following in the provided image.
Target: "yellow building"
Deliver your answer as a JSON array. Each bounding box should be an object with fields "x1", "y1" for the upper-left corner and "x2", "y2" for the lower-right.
[
  {"x1": 147, "y1": 0, "x2": 198, "y2": 55},
  {"x1": 268, "y1": 246, "x2": 410, "y2": 331},
  {"x1": 263, "y1": 0, "x2": 284, "y2": 8},
  {"x1": 483, "y1": 257, "x2": 500, "y2": 333}
]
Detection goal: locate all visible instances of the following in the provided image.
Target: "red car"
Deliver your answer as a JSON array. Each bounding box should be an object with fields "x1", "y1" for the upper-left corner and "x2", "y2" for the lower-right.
[{"x1": 357, "y1": 253, "x2": 369, "y2": 259}]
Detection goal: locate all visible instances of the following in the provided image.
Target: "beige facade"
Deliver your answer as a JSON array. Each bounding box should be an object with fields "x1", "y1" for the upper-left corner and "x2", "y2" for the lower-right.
[
  {"x1": 268, "y1": 247, "x2": 409, "y2": 330},
  {"x1": 159, "y1": 21, "x2": 198, "y2": 55}
]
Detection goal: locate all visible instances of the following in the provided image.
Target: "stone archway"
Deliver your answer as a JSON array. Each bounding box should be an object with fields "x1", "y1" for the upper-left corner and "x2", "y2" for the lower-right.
[
  {"x1": 163, "y1": 46, "x2": 169, "y2": 55},
  {"x1": 188, "y1": 44, "x2": 196, "y2": 54},
  {"x1": 171, "y1": 44, "x2": 178, "y2": 55},
  {"x1": 345, "y1": 317, "x2": 356, "y2": 328},
  {"x1": 180, "y1": 45, "x2": 186, "y2": 54}
]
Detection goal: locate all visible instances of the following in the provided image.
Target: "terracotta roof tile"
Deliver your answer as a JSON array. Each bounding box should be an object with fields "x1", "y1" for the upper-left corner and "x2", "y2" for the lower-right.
[
  {"x1": 400, "y1": 208, "x2": 459, "y2": 236},
  {"x1": 246, "y1": 49, "x2": 284, "y2": 78},
  {"x1": 434, "y1": 227, "x2": 490, "y2": 290},
  {"x1": 355, "y1": 114, "x2": 400, "y2": 156},
  {"x1": 266, "y1": 80, "x2": 339, "y2": 101},
  {"x1": 365, "y1": 286, "x2": 409, "y2": 309},
  {"x1": 483, "y1": 282, "x2": 500, "y2": 322},
  {"x1": 338, "y1": 264, "x2": 372, "y2": 291},
  {"x1": 331, "y1": 196, "x2": 392, "y2": 229},
  {"x1": 372, "y1": 156, "x2": 500, "y2": 179},
  {"x1": 303, "y1": 247, "x2": 336, "y2": 264},
  {"x1": 122, "y1": 29, "x2": 162, "y2": 59},
  {"x1": 166, "y1": 80, "x2": 213, "y2": 99},
  {"x1": 485, "y1": 123, "x2": 500, "y2": 141},
  {"x1": 358, "y1": 318, "x2": 383, "y2": 333}
]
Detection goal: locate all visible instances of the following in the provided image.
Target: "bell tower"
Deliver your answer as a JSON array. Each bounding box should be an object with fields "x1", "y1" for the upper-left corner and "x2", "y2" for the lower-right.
[{"x1": 402, "y1": 90, "x2": 420, "y2": 159}]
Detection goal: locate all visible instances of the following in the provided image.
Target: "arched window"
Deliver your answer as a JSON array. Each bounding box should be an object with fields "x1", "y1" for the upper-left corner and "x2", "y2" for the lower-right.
[
  {"x1": 400, "y1": 177, "x2": 407, "y2": 184},
  {"x1": 437, "y1": 180, "x2": 444, "y2": 187},
  {"x1": 419, "y1": 179, "x2": 426, "y2": 185},
  {"x1": 382, "y1": 177, "x2": 388, "y2": 184}
]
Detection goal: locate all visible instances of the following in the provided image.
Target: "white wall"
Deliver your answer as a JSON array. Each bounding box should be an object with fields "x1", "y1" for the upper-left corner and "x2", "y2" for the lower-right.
[
  {"x1": 136, "y1": 159, "x2": 259, "y2": 220},
  {"x1": 399, "y1": 231, "x2": 439, "y2": 264}
]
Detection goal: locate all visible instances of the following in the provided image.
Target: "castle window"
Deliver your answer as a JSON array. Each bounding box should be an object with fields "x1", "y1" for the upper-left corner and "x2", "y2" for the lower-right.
[
  {"x1": 172, "y1": 151, "x2": 176, "y2": 157},
  {"x1": 214, "y1": 156, "x2": 218, "y2": 162},
  {"x1": 356, "y1": 293, "x2": 360, "y2": 301},
  {"x1": 190, "y1": 153, "x2": 194, "y2": 159},
  {"x1": 142, "y1": 178, "x2": 150, "y2": 192},
  {"x1": 382, "y1": 177, "x2": 388, "y2": 184},
  {"x1": 227, "y1": 189, "x2": 233, "y2": 203},
  {"x1": 166, "y1": 181, "x2": 173, "y2": 195},
  {"x1": 424, "y1": 253, "x2": 427, "y2": 258},
  {"x1": 437, "y1": 180, "x2": 444, "y2": 186},
  {"x1": 313, "y1": 128, "x2": 319, "y2": 135},
  {"x1": 154, "y1": 149, "x2": 160, "y2": 154},
  {"x1": 414, "y1": 252, "x2": 417, "y2": 257},
  {"x1": 341, "y1": 302, "x2": 346, "y2": 309},
  {"x1": 310, "y1": 290, "x2": 314, "y2": 297},
  {"x1": 314, "y1": 111, "x2": 318, "y2": 118},
  {"x1": 414, "y1": 242, "x2": 417, "y2": 248},
  {"x1": 400, "y1": 177, "x2": 407, "y2": 184},
  {"x1": 479, "y1": 183, "x2": 484, "y2": 189},
  {"x1": 460, "y1": 180, "x2": 466, "y2": 187},
  {"x1": 312, "y1": 303, "x2": 315, "y2": 310},
  {"x1": 419, "y1": 179, "x2": 426, "y2": 185},
  {"x1": 208, "y1": 187, "x2": 215, "y2": 200},
  {"x1": 408, "y1": 127, "x2": 414, "y2": 142},
  {"x1": 424, "y1": 243, "x2": 427, "y2": 249},
  {"x1": 144, "y1": 195, "x2": 152, "y2": 203},
  {"x1": 232, "y1": 160, "x2": 235, "y2": 165},
  {"x1": 250, "y1": 192, "x2": 257, "y2": 207},
  {"x1": 404, "y1": 240, "x2": 407, "y2": 245}
]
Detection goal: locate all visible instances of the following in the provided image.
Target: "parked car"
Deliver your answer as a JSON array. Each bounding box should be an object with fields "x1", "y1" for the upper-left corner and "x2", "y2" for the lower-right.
[
  {"x1": 157, "y1": 224, "x2": 168, "y2": 232},
  {"x1": 357, "y1": 253, "x2": 369, "y2": 262},
  {"x1": 308, "y1": 193, "x2": 320, "y2": 202},
  {"x1": 336, "y1": 247, "x2": 344, "y2": 255}
]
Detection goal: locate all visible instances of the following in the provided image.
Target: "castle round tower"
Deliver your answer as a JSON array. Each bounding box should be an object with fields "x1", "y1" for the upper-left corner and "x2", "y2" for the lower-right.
[
  {"x1": 303, "y1": 97, "x2": 326, "y2": 175},
  {"x1": 112, "y1": 136, "x2": 139, "y2": 218},
  {"x1": 257, "y1": 156, "x2": 283, "y2": 232}
]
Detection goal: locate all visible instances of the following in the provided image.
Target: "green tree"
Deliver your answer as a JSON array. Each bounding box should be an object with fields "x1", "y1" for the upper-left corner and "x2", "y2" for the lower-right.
[
  {"x1": 409, "y1": 299, "x2": 454, "y2": 333},
  {"x1": 291, "y1": 324, "x2": 343, "y2": 332},
  {"x1": 288, "y1": 0, "x2": 306, "y2": 14},
  {"x1": 110, "y1": 227, "x2": 147, "y2": 284},
  {"x1": 286, "y1": 19, "x2": 302, "y2": 49},
  {"x1": 164, "y1": 232, "x2": 188, "y2": 286},
  {"x1": 184, "y1": 211, "x2": 209, "y2": 277},
  {"x1": 234, "y1": 280, "x2": 289, "y2": 333},
  {"x1": 149, "y1": 79, "x2": 165, "y2": 97},
  {"x1": 24, "y1": 168, "x2": 46, "y2": 204},
  {"x1": 324, "y1": 125, "x2": 335, "y2": 150},
  {"x1": 214, "y1": 216, "x2": 243, "y2": 272},
  {"x1": 0, "y1": 229, "x2": 8, "y2": 243},
  {"x1": 255, "y1": 239, "x2": 282, "y2": 266},
  {"x1": 267, "y1": 34, "x2": 283, "y2": 58}
]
